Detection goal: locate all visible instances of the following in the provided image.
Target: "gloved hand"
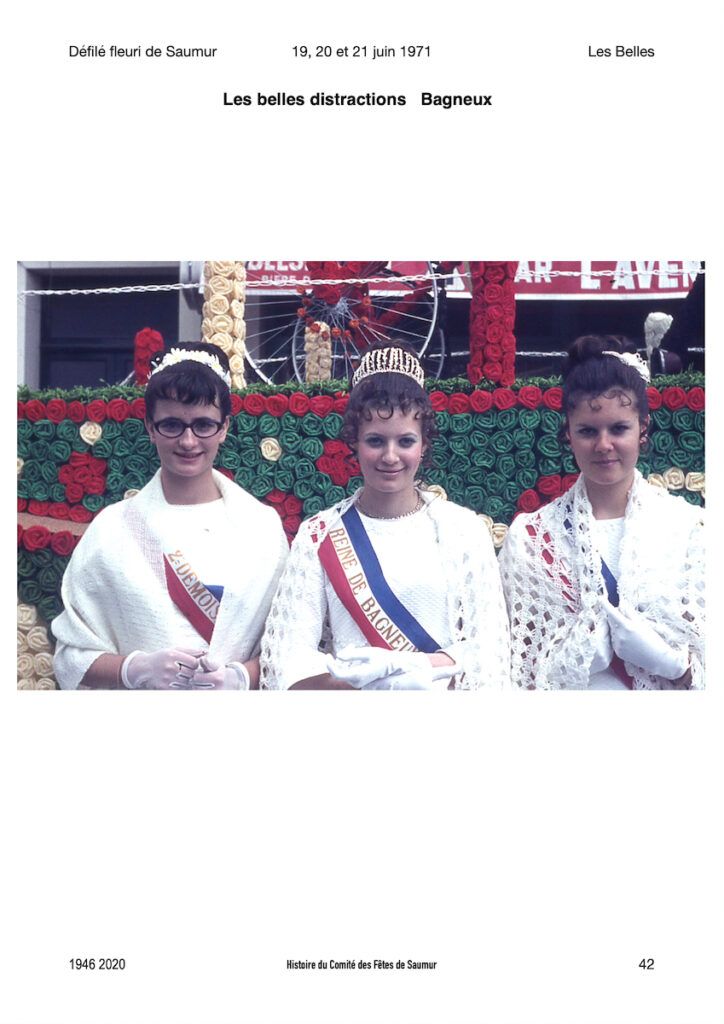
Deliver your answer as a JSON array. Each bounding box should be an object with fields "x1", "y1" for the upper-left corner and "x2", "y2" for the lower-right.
[
  {"x1": 188, "y1": 656, "x2": 250, "y2": 690},
  {"x1": 604, "y1": 605, "x2": 689, "y2": 680},
  {"x1": 325, "y1": 646, "x2": 456, "y2": 691},
  {"x1": 121, "y1": 647, "x2": 206, "y2": 690}
]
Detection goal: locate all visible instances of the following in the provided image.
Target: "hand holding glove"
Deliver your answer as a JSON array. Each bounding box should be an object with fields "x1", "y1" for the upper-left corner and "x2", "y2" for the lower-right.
[
  {"x1": 121, "y1": 647, "x2": 206, "y2": 690},
  {"x1": 325, "y1": 646, "x2": 456, "y2": 691},
  {"x1": 188, "y1": 656, "x2": 251, "y2": 690},
  {"x1": 604, "y1": 605, "x2": 689, "y2": 681}
]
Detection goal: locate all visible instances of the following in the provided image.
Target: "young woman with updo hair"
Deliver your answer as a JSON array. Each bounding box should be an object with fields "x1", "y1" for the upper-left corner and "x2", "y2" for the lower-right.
[
  {"x1": 498, "y1": 335, "x2": 704, "y2": 690},
  {"x1": 261, "y1": 340, "x2": 510, "y2": 690}
]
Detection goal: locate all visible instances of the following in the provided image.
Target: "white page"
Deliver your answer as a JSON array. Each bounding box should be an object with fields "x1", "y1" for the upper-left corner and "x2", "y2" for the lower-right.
[{"x1": 4, "y1": 1, "x2": 721, "y2": 1022}]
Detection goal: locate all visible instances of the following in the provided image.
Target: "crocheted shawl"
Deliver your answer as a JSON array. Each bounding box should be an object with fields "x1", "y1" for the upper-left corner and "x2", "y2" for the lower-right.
[{"x1": 498, "y1": 471, "x2": 705, "y2": 690}]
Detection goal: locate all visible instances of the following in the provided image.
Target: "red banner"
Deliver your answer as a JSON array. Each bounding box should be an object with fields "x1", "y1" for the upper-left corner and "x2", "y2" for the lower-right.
[{"x1": 245, "y1": 260, "x2": 701, "y2": 300}]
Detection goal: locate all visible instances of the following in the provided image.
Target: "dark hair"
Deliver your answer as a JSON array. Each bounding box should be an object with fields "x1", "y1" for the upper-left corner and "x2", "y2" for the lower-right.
[
  {"x1": 562, "y1": 334, "x2": 649, "y2": 424},
  {"x1": 340, "y1": 341, "x2": 437, "y2": 460},
  {"x1": 144, "y1": 341, "x2": 231, "y2": 421}
]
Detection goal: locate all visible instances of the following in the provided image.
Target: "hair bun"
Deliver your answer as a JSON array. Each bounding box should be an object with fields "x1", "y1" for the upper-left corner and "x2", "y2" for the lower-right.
[{"x1": 564, "y1": 334, "x2": 626, "y2": 377}]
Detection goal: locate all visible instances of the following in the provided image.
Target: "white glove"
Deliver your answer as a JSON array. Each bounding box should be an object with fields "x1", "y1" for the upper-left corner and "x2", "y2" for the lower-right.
[
  {"x1": 604, "y1": 605, "x2": 689, "y2": 681},
  {"x1": 326, "y1": 646, "x2": 456, "y2": 691},
  {"x1": 188, "y1": 656, "x2": 250, "y2": 690},
  {"x1": 121, "y1": 647, "x2": 206, "y2": 690}
]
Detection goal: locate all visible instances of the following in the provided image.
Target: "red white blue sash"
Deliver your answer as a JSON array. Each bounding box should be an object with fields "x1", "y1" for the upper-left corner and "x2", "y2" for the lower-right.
[
  {"x1": 163, "y1": 549, "x2": 220, "y2": 644},
  {"x1": 318, "y1": 505, "x2": 439, "y2": 654}
]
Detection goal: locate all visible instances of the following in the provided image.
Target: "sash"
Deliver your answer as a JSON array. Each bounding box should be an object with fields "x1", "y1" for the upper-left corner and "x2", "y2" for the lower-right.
[
  {"x1": 163, "y1": 549, "x2": 221, "y2": 644},
  {"x1": 528, "y1": 518, "x2": 633, "y2": 688},
  {"x1": 317, "y1": 505, "x2": 440, "y2": 654}
]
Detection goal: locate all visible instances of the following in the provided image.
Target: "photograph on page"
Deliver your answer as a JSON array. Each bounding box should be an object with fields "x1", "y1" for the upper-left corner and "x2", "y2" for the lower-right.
[
  {"x1": 4, "y1": 1, "x2": 723, "y2": 1022},
  {"x1": 17, "y1": 260, "x2": 704, "y2": 694}
]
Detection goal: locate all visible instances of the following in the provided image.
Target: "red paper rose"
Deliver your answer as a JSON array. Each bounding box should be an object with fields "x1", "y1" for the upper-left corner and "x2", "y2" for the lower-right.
[
  {"x1": 517, "y1": 489, "x2": 541, "y2": 513},
  {"x1": 492, "y1": 388, "x2": 517, "y2": 410},
  {"x1": 537, "y1": 474, "x2": 563, "y2": 498},
  {"x1": 482, "y1": 361, "x2": 503, "y2": 383},
  {"x1": 485, "y1": 321, "x2": 505, "y2": 345},
  {"x1": 661, "y1": 386, "x2": 687, "y2": 410},
  {"x1": 283, "y1": 515, "x2": 302, "y2": 538},
  {"x1": 69, "y1": 506, "x2": 93, "y2": 523},
  {"x1": 309, "y1": 395, "x2": 335, "y2": 417},
  {"x1": 332, "y1": 394, "x2": 348, "y2": 414},
  {"x1": 48, "y1": 502, "x2": 71, "y2": 519},
  {"x1": 265, "y1": 489, "x2": 286, "y2": 507},
  {"x1": 483, "y1": 283, "x2": 504, "y2": 303},
  {"x1": 130, "y1": 397, "x2": 147, "y2": 419},
  {"x1": 229, "y1": 394, "x2": 243, "y2": 416},
  {"x1": 28, "y1": 500, "x2": 50, "y2": 516},
  {"x1": 67, "y1": 400, "x2": 86, "y2": 423},
  {"x1": 288, "y1": 392, "x2": 311, "y2": 416},
  {"x1": 686, "y1": 387, "x2": 705, "y2": 412},
  {"x1": 50, "y1": 531, "x2": 76, "y2": 556},
  {"x1": 517, "y1": 385, "x2": 543, "y2": 409},
  {"x1": 107, "y1": 398, "x2": 131, "y2": 422},
  {"x1": 17, "y1": 523, "x2": 24, "y2": 546},
  {"x1": 448, "y1": 393, "x2": 471, "y2": 415},
  {"x1": 17, "y1": 401, "x2": 25, "y2": 419},
  {"x1": 484, "y1": 266, "x2": 505, "y2": 284},
  {"x1": 84, "y1": 477, "x2": 106, "y2": 497},
  {"x1": 542, "y1": 387, "x2": 563, "y2": 411},
  {"x1": 243, "y1": 394, "x2": 266, "y2": 416},
  {"x1": 283, "y1": 495, "x2": 303, "y2": 516},
  {"x1": 65, "y1": 483, "x2": 85, "y2": 503},
  {"x1": 429, "y1": 391, "x2": 448, "y2": 412},
  {"x1": 22, "y1": 525, "x2": 51, "y2": 550},
  {"x1": 469, "y1": 390, "x2": 493, "y2": 413},
  {"x1": 324, "y1": 440, "x2": 349, "y2": 457},
  {"x1": 45, "y1": 398, "x2": 68, "y2": 423},
  {"x1": 645, "y1": 387, "x2": 662, "y2": 410},
  {"x1": 562, "y1": 473, "x2": 580, "y2": 492},
  {"x1": 265, "y1": 393, "x2": 289, "y2": 417},
  {"x1": 18, "y1": 498, "x2": 28, "y2": 512},
  {"x1": 86, "y1": 399, "x2": 108, "y2": 423},
  {"x1": 24, "y1": 399, "x2": 47, "y2": 422}
]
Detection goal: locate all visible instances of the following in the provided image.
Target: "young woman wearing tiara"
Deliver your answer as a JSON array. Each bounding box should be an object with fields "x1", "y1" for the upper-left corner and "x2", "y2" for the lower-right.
[
  {"x1": 261, "y1": 342, "x2": 510, "y2": 690},
  {"x1": 498, "y1": 335, "x2": 705, "y2": 690},
  {"x1": 52, "y1": 342, "x2": 288, "y2": 690}
]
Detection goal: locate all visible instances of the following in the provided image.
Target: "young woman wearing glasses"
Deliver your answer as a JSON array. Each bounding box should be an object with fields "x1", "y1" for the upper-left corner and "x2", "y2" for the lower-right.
[{"x1": 52, "y1": 342, "x2": 288, "y2": 690}]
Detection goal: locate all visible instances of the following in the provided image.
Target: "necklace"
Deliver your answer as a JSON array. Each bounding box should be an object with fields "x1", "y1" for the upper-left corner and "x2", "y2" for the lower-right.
[{"x1": 356, "y1": 490, "x2": 424, "y2": 520}]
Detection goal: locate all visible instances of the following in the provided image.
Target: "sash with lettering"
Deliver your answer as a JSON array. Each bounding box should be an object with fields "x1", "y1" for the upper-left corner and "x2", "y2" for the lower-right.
[
  {"x1": 318, "y1": 505, "x2": 440, "y2": 653},
  {"x1": 163, "y1": 549, "x2": 221, "y2": 644}
]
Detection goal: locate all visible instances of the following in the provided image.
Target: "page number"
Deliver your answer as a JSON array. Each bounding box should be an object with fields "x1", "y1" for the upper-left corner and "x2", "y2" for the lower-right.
[{"x1": 638, "y1": 958, "x2": 655, "y2": 970}]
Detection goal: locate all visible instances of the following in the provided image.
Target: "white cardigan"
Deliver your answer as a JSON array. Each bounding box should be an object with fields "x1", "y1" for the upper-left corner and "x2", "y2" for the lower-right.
[{"x1": 52, "y1": 470, "x2": 288, "y2": 689}]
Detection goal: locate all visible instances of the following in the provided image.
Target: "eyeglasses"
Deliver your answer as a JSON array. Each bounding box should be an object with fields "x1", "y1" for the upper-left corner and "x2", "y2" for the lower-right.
[{"x1": 152, "y1": 418, "x2": 225, "y2": 438}]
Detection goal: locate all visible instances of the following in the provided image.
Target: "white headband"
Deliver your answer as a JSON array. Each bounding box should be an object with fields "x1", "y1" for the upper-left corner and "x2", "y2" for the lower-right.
[
  {"x1": 601, "y1": 350, "x2": 651, "y2": 384},
  {"x1": 149, "y1": 348, "x2": 231, "y2": 387}
]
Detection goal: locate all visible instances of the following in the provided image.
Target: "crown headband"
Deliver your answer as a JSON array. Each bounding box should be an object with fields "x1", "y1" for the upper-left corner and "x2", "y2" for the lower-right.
[
  {"x1": 149, "y1": 348, "x2": 231, "y2": 387},
  {"x1": 601, "y1": 350, "x2": 651, "y2": 384},
  {"x1": 351, "y1": 347, "x2": 425, "y2": 389}
]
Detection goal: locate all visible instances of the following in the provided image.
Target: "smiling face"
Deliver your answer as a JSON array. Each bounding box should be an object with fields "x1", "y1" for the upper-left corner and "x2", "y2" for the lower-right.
[
  {"x1": 355, "y1": 406, "x2": 425, "y2": 503},
  {"x1": 146, "y1": 397, "x2": 229, "y2": 497},
  {"x1": 566, "y1": 390, "x2": 645, "y2": 492}
]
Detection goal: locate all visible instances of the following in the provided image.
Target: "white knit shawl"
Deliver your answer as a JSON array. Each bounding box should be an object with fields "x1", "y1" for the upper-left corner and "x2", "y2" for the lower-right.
[
  {"x1": 260, "y1": 490, "x2": 511, "y2": 690},
  {"x1": 52, "y1": 470, "x2": 289, "y2": 689},
  {"x1": 498, "y1": 471, "x2": 705, "y2": 690}
]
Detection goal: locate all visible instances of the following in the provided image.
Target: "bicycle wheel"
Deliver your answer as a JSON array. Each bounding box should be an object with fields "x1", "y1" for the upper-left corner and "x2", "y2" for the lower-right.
[{"x1": 243, "y1": 261, "x2": 440, "y2": 383}]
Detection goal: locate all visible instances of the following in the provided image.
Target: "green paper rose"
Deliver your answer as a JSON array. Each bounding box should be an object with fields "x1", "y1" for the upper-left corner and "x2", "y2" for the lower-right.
[
  {"x1": 17, "y1": 421, "x2": 33, "y2": 442},
  {"x1": 540, "y1": 410, "x2": 562, "y2": 435},
  {"x1": 101, "y1": 421, "x2": 121, "y2": 440},
  {"x1": 678, "y1": 431, "x2": 703, "y2": 453},
  {"x1": 321, "y1": 413, "x2": 343, "y2": 439},
  {"x1": 18, "y1": 579, "x2": 43, "y2": 606},
  {"x1": 300, "y1": 413, "x2": 324, "y2": 437},
  {"x1": 537, "y1": 435, "x2": 562, "y2": 458},
  {"x1": 48, "y1": 484, "x2": 67, "y2": 503},
  {"x1": 496, "y1": 454, "x2": 516, "y2": 479},
  {"x1": 303, "y1": 495, "x2": 325, "y2": 516},
  {"x1": 651, "y1": 431, "x2": 674, "y2": 454},
  {"x1": 274, "y1": 468, "x2": 295, "y2": 492},
  {"x1": 293, "y1": 459, "x2": 317, "y2": 481},
  {"x1": 484, "y1": 472, "x2": 505, "y2": 497},
  {"x1": 651, "y1": 409, "x2": 672, "y2": 430},
  {"x1": 518, "y1": 409, "x2": 542, "y2": 431},
  {"x1": 496, "y1": 409, "x2": 518, "y2": 432},
  {"x1": 38, "y1": 593, "x2": 63, "y2": 624},
  {"x1": 464, "y1": 486, "x2": 486, "y2": 510},
  {"x1": 82, "y1": 495, "x2": 105, "y2": 512},
  {"x1": 92, "y1": 439, "x2": 113, "y2": 458},
  {"x1": 449, "y1": 414, "x2": 472, "y2": 435},
  {"x1": 293, "y1": 479, "x2": 314, "y2": 500},
  {"x1": 514, "y1": 468, "x2": 539, "y2": 491},
  {"x1": 490, "y1": 431, "x2": 514, "y2": 454},
  {"x1": 449, "y1": 435, "x2": 471, "y2": 456},
  {"x1": 121, "y1": 419, "x2": 145, "y2": 441},
  {"x1": 484, "y1": 497, "x2": 506, "y2": 520},
  {"x1": 56, "y1": 420, "x2": 79, "y2": 442},
  {"x1": 33, "y1": 421, "x2": 56, "y2": 440},
  {"x1": 435, "y1": 411, "x2": 451, "y2": 433},
  {"x1": 249, "y1": 476, "x2": 274, "y2": 499},
  {"x1": 512, "y1": 428, "x2": 535, "y2": 451},
  {"x1": 279, "y1": 430, "x2": 303, "y2": 454},
  {"x1": 471, "y1": 449, "x2": 496, "y2": 469},
  {"x1": 516, "y1": 449, "x2": 536, "y2": 469},
  {"x1": 258, "y1": 414, "x2": 280, "y2": 437},
  {"x1": 49, "y1": 440, "x2": 72, "y2": 463},
  {"x1": 30, "y1": 440, "x2": 51, "y2": 462},
  {"x1": 300, "y1": 437, "x2": 325, "y2": 460},
  {"x1": 28, "y1": 481, "x2": 50, "y2": 501},
  {"x1": 219, "y1": 449, "x2": 241, "y2": 470}
]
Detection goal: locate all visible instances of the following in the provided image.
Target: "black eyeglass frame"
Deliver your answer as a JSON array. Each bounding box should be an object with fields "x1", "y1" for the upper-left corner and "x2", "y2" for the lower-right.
[{"x1": 151, "y1": 418, "x2": 226, "y2": 439}]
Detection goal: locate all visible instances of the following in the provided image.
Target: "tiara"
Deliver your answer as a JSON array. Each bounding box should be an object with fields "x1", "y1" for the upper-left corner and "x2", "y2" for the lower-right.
[
  {"x1": 149, "y1": 348, "x2": 231, "y2": 387},
  {"x1": 351, "y1": 347, "x2": 425, "y2": 389},
  {"x1": 602, "y1": 350, "x2": 651, "y2": 384}
]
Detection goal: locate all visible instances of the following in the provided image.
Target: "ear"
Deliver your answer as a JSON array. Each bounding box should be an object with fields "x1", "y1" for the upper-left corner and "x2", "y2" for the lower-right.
[
  {"x1": 218, "y1": 416, "x2": 230, "y2": 443},
  {"x1": 145, "y1": 418, "x2": 156, "y2": 441}
]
